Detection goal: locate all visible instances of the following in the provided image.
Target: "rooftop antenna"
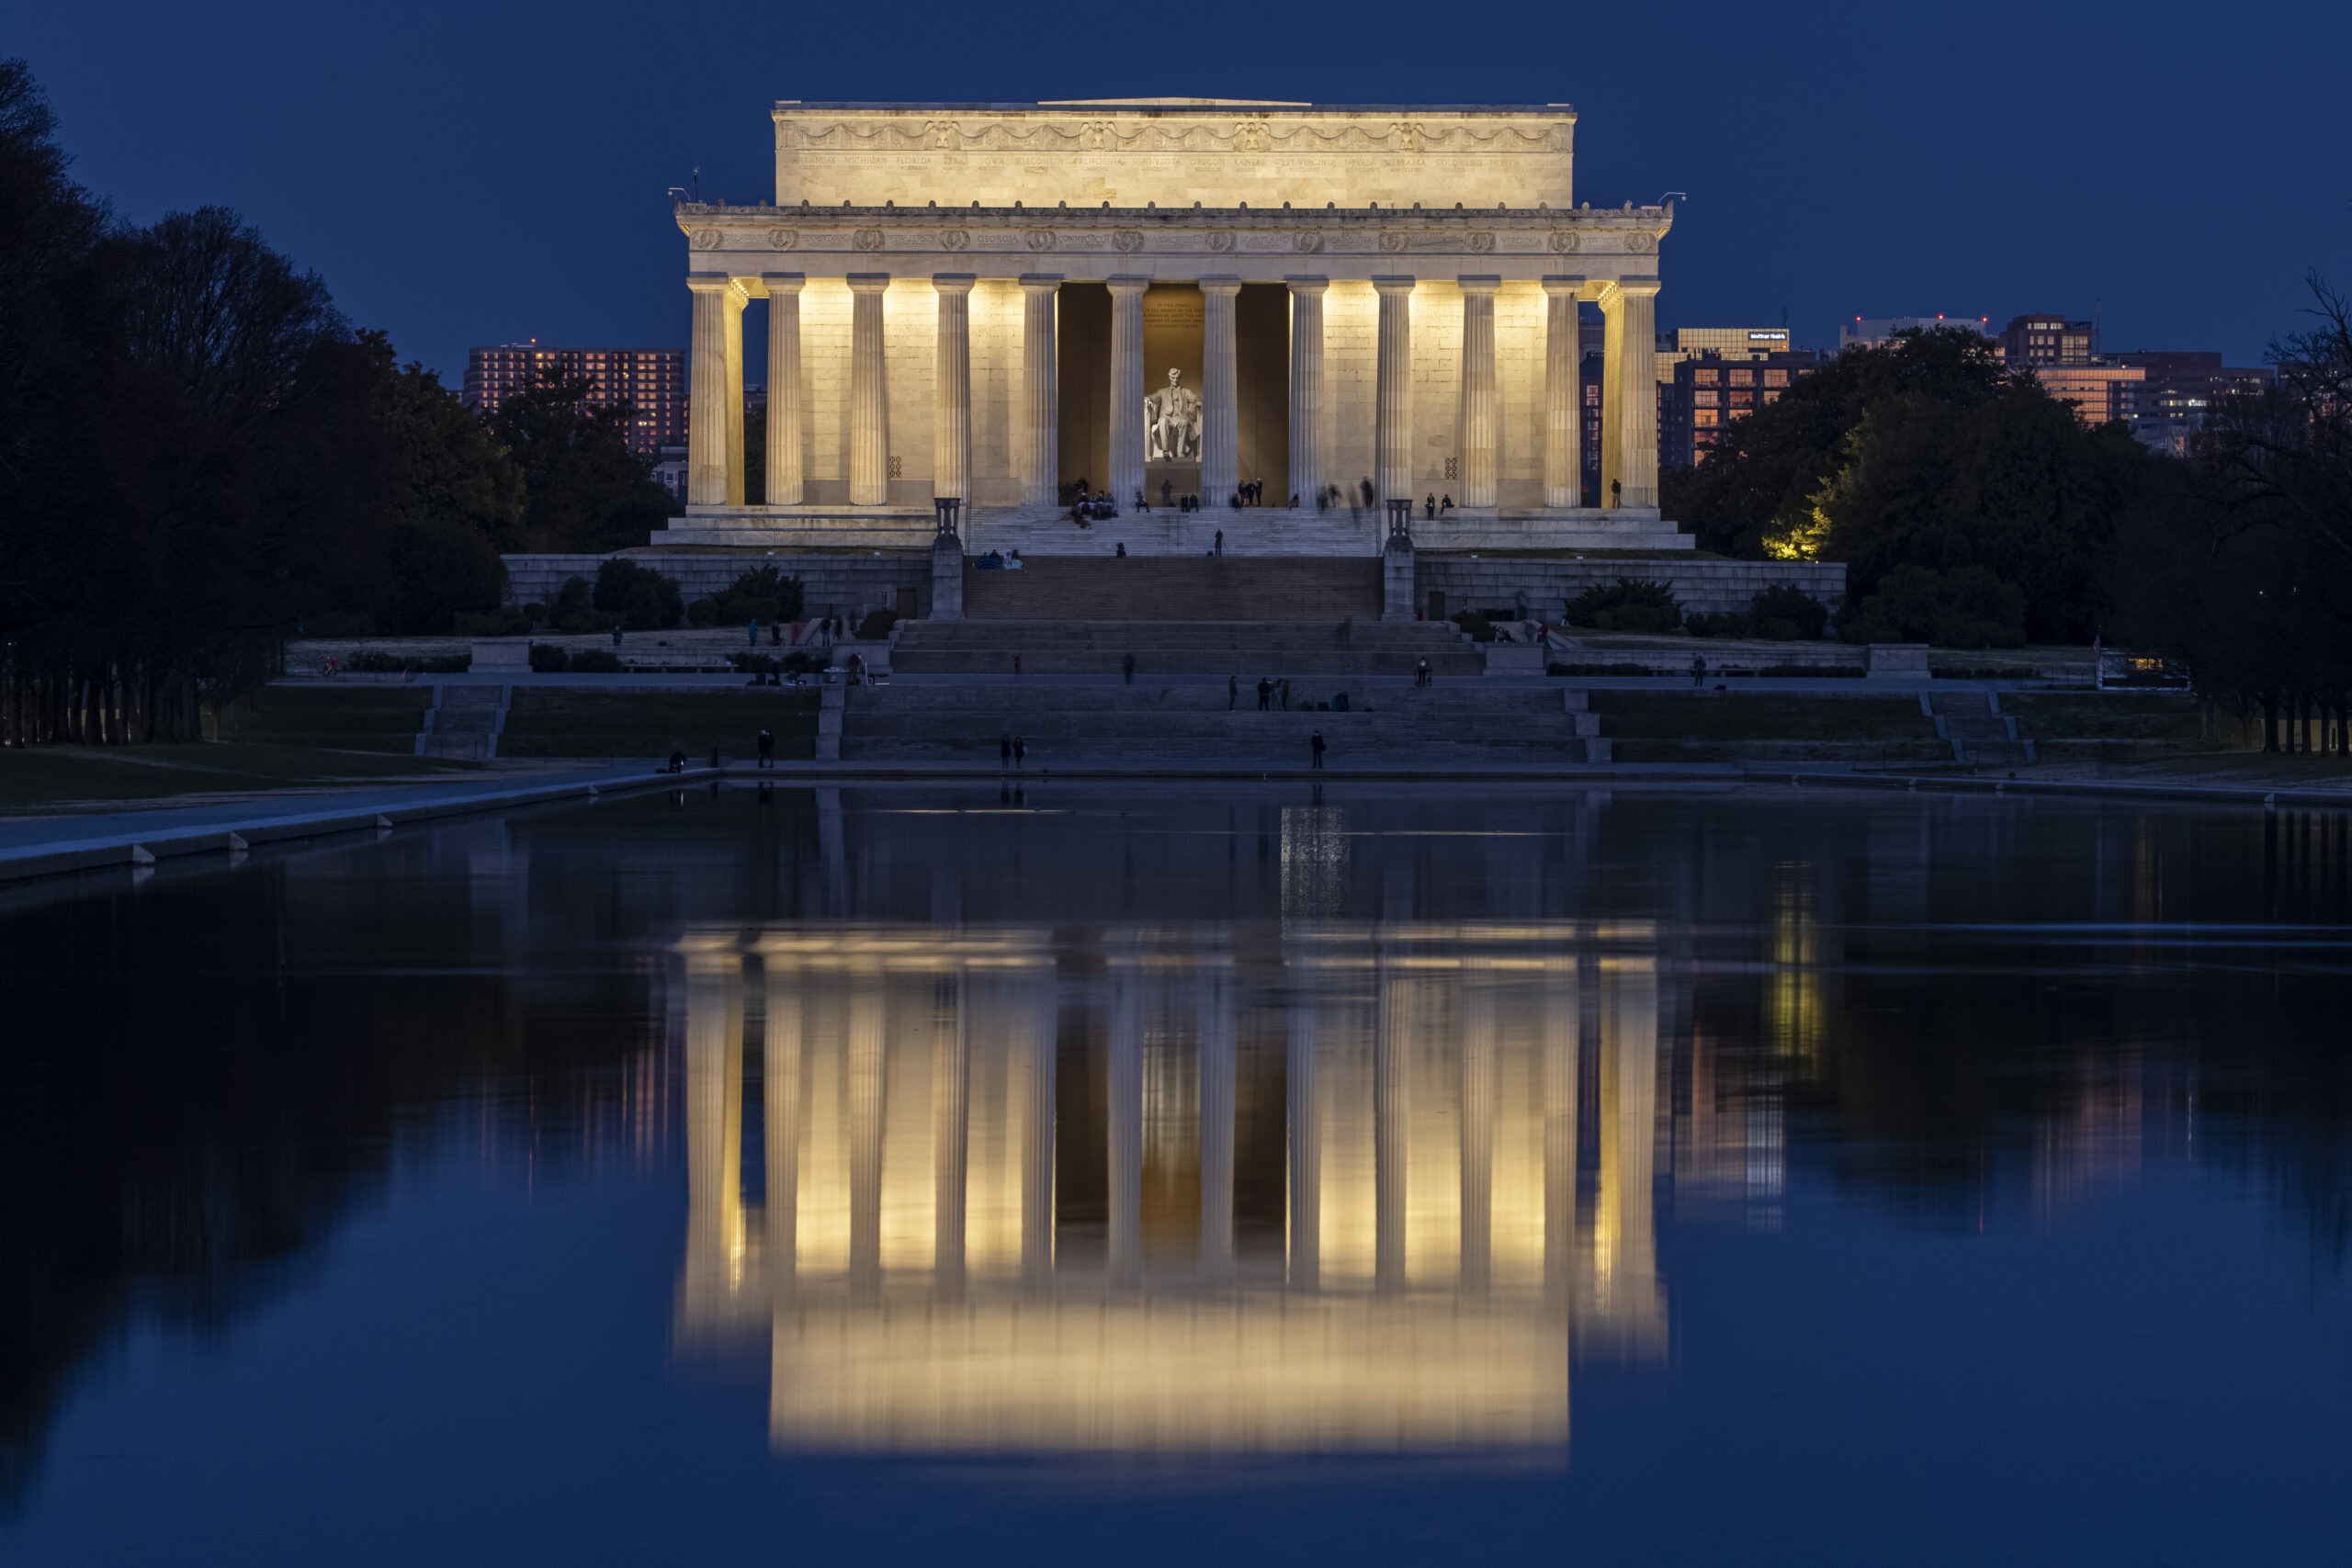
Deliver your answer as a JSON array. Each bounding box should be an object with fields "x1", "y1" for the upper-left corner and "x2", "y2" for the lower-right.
[{"x1": 692, "y1": 166, "x2": 701, "y2": 202}]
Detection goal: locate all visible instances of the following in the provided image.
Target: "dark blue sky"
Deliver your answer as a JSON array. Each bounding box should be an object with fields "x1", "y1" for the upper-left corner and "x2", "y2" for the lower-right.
[{"x1": 17, "y1": 0, "x2": 2346, "y2": 382}]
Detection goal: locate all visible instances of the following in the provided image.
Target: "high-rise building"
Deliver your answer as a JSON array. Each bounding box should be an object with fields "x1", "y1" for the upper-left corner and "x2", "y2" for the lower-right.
[
  {"x1": 1996, "y1": 313, "x2": 2095, "y2": 367},
  {"x1": 2031, "y1": 363, "x2": 2145, "y2": 428},
  {"x1": 463, "y1": 343, "x2": 685, "y2": 456},
  {"x1": 1839, "y1": 316, "x2": 1994, "y2": 353},
  {"x1": 1659, "y1": 350, "x2": 1824, "y2": 469},
  {"x1": 2111, "y1": 351, "x2": 2276, "y2": 452}
]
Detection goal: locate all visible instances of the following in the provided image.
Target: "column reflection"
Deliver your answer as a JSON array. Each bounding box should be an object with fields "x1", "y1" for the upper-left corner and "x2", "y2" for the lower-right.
[{"x1": 675, "y1": 920, "x2": 1674, "y2": 1453}]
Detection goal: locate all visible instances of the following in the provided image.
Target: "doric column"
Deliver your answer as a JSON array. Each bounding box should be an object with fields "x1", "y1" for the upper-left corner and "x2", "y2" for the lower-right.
[
  {"x1": 933, "y1": 966, "x2": 967, "y2": 1294},
  {"x1": 763, "y1": 274, "x2": 804, "y2": 506},
  {"x1": 846, "y1": 970, "x2": 885, "y2": 1299},
  {"x1": 1019, "y1": 275, "x2": 1060, "y2": 507},
  {"x1": 763, "y1": 960, "x2": 801, "y2": 1287},
  {"x1": 1107, "y1": 958, "x2": 1142, "y2": 1287},
  {"x1": 1457, "y1": 276, "x2": 1500, "y2": 509},
  {"x1": 1200, "y1": 275, "x2": 1242, "y2": 505},
  {"x1": 1285, "y1": 276, "x2": 1328, "y2": 506},
  {"x1": 1374, "y1": 276, "x2": 1415, "y2": 502},
  {"x1": 1286, "y1": 1003, "x2": 1321, "y2": 1290},
  {"x1": 682, "y1": 952, "x2": 745, "y2": 1310},
  {"x1": 931, "y1": 274, "x2": 975, "y2": 502},
  {"x1": 1198, "y1": 962, "x2": 1236, "y2": 1278},
  {"x1": 685, "y1": 274, "x2": 748, "y2": 507},
  {"x1": 1543, "y1": 276, "x2": 1584, "y2": 508},
  {"x1": 1459, "y1": 962, "x2": 1495, "y2": 1294},
  {"x1": 847, "y1": 274, "x2": 890, "y2": 506},
  {"x1": 1600, "y1": 276, "x2": 1662, "y2": 510},
  {"x1": 1106, "y1": 276, "x2": 1148, "y2": 512},
  {"x1": 1374, "y1": 958, "x2": 1411, "y2": 1294}
]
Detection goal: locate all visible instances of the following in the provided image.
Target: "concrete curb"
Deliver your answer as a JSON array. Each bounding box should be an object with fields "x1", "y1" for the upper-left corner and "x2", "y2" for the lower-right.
[
  {"x1": 1736, "y1": 766, "x2": 2352, "y2": 809},
  {"x1": 0, "y1": 769, "x2": 723, "y2": 885}
]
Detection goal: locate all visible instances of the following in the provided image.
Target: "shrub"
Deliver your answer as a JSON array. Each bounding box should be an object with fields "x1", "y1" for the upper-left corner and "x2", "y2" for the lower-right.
[
  {"x1": 685, "y1": 597, "x2": 718, "y2": 627},
  {"x1": 566, "y1": 649, "x2": 625, "y2": 673},
  {"x1": 732, "y1": 650, "x2": 821, "y2": 677},
  {"x1": 349, "y1": 651, "x2": 469, "y2": 674},
  {"x1": 1685, "y1": 611, "x2": 1751, "y2": 638},
  {"x1": 452, "y1": 606, "x2": 533, "y2": 637},
  {"x1": 592, "y1": 558, "x2": 684, "y2": 630},
  {"x1": 1750, "y1": 584, "x2": 1829, "y2": 641},
  {"x1": 717, "y1": 565, "x2": 805, "y2": 625},
  {"x1": 384, "y1": 517, "x2": 507, "y2": 635},
  {"x1": 306, "y1": 610, "x2": 375, "y2": 637},
  {"x1": 1451, "y1": 609, "x2": 1496, "y2": 643},
  {"x1": 854, "y1": 607, "x2": 899, "y2": 640},
  {"x1": 520, "y1": 603, "x2": 548, "y2": 624},
  {"x1": 529, "y1": 643, "x2": 568, "y2": 672},
  {"x1": 1843, "y1": 565, "x2": 2027, "y2": 649},
  {"x1": 1565, "y1": 578, "x2": 1682, "y2": 634},
  {"x1": 549, "y1": 576, "x2": 618, "y2": 634}
]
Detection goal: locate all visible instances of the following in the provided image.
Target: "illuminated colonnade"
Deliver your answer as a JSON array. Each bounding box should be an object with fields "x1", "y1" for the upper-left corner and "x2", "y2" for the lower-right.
[{"x1": 674, "y1": 921, "x2": 1668, "y2": 1450}]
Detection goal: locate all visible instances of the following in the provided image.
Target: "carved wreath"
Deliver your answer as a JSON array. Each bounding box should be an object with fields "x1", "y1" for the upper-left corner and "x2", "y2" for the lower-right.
[
  {"x1": 1548, "y1": 230, "x2": 1580, "y2": 254},
  {"x1": 940, "y1": 230, "x2": 970, "y2": 252},
  {"x1": 767, "y1": 229, "x2": 797, "y2": 251},
  {"x1": 853, "y1": 229, "x2": 886, "y2": 252},
  {"x1": 1025, "y1": 229, "x2": 1056, "y2": 252},
  {"x1": 693, "y1": 229, "x2": 721, "y2": 250},
  {"x1": 1112, "y1": 230, "x2": 1143, "y2": 253},
  {"x1": 1378, "y1": 231, "x2": 1408, "y2": 254},
  {"x1": 1466, "y1": 231, "x2": 1497, "y2": 254},
  {"x1": 1293, "y1": 231, "x2": 1324, "y2": 254},
  {"x1": 1205, "y1": 230, "x2": 1237, "y2": 254},
  {"x1": 1623, "y1": 231, "x2": 1655, "y2": 254}
]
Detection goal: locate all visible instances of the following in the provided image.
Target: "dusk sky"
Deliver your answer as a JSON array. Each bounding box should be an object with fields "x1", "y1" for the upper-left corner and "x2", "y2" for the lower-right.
[{"x1": 17, "y1": 0, "x2": 2346, "y2": 383}]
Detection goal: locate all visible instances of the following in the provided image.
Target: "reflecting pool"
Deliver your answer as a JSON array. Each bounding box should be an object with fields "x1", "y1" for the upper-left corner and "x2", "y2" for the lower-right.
[{"x1": 3, "y1": 784, "x2": 2348, "y2": 1564}]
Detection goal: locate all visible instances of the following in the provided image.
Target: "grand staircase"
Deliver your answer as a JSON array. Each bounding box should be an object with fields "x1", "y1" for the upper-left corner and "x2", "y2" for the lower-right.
[
  {"x1": 962, "y1": 556, "x2": 1380, "y2": 621},
  {"x1": 1929, "y1": 692, "x2": 2037, "y2": 767},
  {"x1": 841, "y1": 682, "x2": 1605, "y2": 764},
  {"x1": 895, "y1": 620, "x2": 1481, "y2": 677}
]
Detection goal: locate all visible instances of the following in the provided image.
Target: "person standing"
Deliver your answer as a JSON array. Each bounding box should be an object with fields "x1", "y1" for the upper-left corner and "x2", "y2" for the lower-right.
[
  {"x1": 1013, "y1": 735, "x2": 1027, "y2": 771},
  {"x1": 1257, "y1": 677, "x2": 1272, "y2": 712},
  {"x1": 1691, "y1": 653, "x2": 1707, "y2": 687},
  {"x1": 1310, "y1": 729, "x2": 1327, "y2": 770},
  {"x1": 1417, "y1": 658, "x2": 1430, "y2": 688},
  {"x1": 1215, "y1": 528, "x2": 1224, "y2": 557},
  {"x1": 1124, "y1": 652, "x2": 1136, "y2": 685},
  {"x1": 1228, "y1": 673, "x2": 1238, "y2": 711},
  {"x1": 757, "y1": 728, "x2": 775, "y2": 768},
  {"x1": 1000, "y1": 733, "x2": 1012, "y2": 772},
  {"x1": 748, "y1": 618, "x2": 759, "y2": 649},
  {"x1": 1013, "y1": 652, "x2": 1023, "y2": 677},
  {"x1": 1280, "y1": 678, "x2": 1291, "y2": 712}
]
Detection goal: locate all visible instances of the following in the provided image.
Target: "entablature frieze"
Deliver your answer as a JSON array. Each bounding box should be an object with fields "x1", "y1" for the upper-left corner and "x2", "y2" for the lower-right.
[{"x1": 675, "y1": 201, "x2": 1671, "y2": 285}]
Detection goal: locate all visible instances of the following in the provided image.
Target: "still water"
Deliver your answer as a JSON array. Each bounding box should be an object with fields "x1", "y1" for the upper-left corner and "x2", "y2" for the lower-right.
[{"x1": 3, "y1": 783, "x2": 2347, "y2": 1563}]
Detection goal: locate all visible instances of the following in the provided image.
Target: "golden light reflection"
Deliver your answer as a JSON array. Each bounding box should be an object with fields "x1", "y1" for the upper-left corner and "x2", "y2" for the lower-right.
[{"x1": 674, "y1": 922, "x2": 1679, "y2": 1454}]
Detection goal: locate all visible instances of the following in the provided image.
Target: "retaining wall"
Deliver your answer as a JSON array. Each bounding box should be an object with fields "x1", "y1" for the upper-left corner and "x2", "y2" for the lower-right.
[{"x1": 1416, "y1": 558, "x2": 1848, "y2": 618}]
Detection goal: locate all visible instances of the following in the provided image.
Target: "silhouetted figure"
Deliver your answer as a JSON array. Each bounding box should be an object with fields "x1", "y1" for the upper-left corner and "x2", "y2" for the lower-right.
[
  {"x1": 1310, "y1": 730, "x2": 1327, "y2": 770},
  {"x1": 1124, "y1": 652, "x2": 1136, "y2": 685},
  {"x1": 1001, "y1": 733, "x2": 1012, "y2": 771},
  {"x1": 757, "y1": 728, "x2": 775, "y2": 768}
]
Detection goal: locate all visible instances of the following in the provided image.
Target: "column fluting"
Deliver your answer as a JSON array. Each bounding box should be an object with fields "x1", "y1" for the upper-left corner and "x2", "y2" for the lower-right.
[
  {"x1": 1285, "y1": 276, "x2": 1328, "y2": 507},
  {"x1": 1457, "y1": 276, "x2": 1500, "y2": 509},
  {"x1": 1106, "y1": 276, "x2": 1148, "y2": 512},
  {"x1": 1374, "y1": 276, "x2": 1416, "y2": 502},
  {"x1": 1615, "y1": 277, "x2": 1662, "y2": 509},
  {"x1": 1019, "y1": 275, "x2": 1061, "y2": 508},
  {"x1": 1200, "y1": 275, "x2": 1241, "y2": 506},
  {"x1": 685, "y1": 275, "x2": 731, "y2": 507},
  {"x1": 847, "y1": 274, "x2": 890, "y2": 507},
  {"x1": 1542, "y1": 276, "x2": 1584, "y2": 508},
  {"x1": 931, "y1": 274, "x2": 975, "y2": 502},
  {"x1": 763, "y1": 274, "x2": 804, "y2": 506}
]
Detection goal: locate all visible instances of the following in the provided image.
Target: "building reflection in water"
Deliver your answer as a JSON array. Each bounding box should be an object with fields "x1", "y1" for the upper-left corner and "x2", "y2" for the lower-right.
[{"x1": 672, "y1": 919, "x2": 1670, "y2": 1455}]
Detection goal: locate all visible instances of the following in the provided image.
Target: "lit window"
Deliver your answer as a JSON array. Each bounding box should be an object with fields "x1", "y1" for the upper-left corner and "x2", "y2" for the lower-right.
[
  {"x1": 1761, "y1": 389, "x2": 1781, "y2": 404},
  {"x1": 1730, "y1": 390, "x2": 1753, "y2": 408},
  {"x1": 1694, "y1": 389, "x2": 1718, "y2": 407},
  {"x1": 1694, "y1": 367, "x2": 1719, "y2": 385},
  {"x1": 1693, "y1": 409, "x2": 1719, "y2": 427},
  {"x1": 1729, "y1": 368, "x2": 1754, "y2": 386},
  {"x1": 1764, "y1": 369, "x2": 1788, "y2": 388}
]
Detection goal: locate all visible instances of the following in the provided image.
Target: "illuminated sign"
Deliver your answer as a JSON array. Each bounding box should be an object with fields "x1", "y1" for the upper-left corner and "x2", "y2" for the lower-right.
[{"x1": 1747, "y1": 330, "x2": 1788, "y2": 342}]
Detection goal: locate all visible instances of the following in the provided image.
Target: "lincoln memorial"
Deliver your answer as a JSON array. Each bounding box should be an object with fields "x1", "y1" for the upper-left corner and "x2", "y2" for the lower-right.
[{"x1": 666, "y1": 99, "x2": 1683, "y2": 557}]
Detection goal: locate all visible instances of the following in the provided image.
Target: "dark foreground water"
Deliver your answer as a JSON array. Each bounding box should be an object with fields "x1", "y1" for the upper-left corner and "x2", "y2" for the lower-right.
[{"x1": 3, "y1": 782, "x2": 2348, "y2": 1565}]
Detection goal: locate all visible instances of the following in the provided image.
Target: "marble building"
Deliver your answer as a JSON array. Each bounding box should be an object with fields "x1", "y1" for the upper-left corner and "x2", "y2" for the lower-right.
[{"x1": 668, "y1": 100, "x2": 1681, "y2": 556}]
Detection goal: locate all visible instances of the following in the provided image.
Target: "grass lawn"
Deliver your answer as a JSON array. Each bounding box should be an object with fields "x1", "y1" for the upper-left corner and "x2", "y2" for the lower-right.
[
  {"x1": 499, "y1": 690, "x2": 821, "y2": 759},
  {"x1": 220, "y1": 686, "x2": 432, "y2": 750},
  {"x1": 2006, "y1": 693, "x2": 2205, "y2": 743},
  {"x1": 1593, "y1": 694, "x2": 1939, "y2": 743},
  {"x1": 0, "y1": 743, "x2": 481, "y2": 812}
]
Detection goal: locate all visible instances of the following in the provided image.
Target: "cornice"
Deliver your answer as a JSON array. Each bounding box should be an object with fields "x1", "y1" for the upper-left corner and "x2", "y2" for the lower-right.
[
  {"x1": 771, "y1": 109, "x2": 1576, "y2": 156},
  {"x1": 675, "y1": 201, "x2": 1671, "y2": 260}
]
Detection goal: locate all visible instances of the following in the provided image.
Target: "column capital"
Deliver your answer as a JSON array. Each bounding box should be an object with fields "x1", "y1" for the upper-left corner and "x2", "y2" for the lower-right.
[
  {"x1": 1457, "y1": 275, "x2": 1501, "y2": 296},
  {"x1": 1598, "y1": 275, "x2": 1663, "y2": 301},
  {"x1": 1018, "y1": 272, "x2": 1063, "y2": 291},
  {"x1": 1284, "y1": 275, "x2": 1330, "y2": 295},
  {"x1": 931, "y1": 272, "x2": 977, "y2": 295},
  {"x1": 686, "y1": 272, "x2": 751, "y2": 303},
  {"x1": 1198, "y1": 274, "x2": 1243, "y2": 296},
  {"x1": 1106, "y1": 274, "x2": 1150, "y2": 296},
  {"x1": 1542, "y1": 275, "x2": 1586, "y2": 298},
  {"x1": 761, "y1": 272, "x2": 806, "y2": 297},
  {"x1": 846, "y1": 272, "x2": 891, "y2": 294},
  {"x1": 1373, "y1": 275, "x2": 1417, "y2": 296}
]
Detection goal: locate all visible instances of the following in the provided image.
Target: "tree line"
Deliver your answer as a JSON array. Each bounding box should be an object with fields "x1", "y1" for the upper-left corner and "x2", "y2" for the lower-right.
[
  {"x1": 0, "y1": 60, "x2": 674, "y2": 745},
  {"x1": 1665, "y1": 284, "x2": 2352, "y2": 749}
]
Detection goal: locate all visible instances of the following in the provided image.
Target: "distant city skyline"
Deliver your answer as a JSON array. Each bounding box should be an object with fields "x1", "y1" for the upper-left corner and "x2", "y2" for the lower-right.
[{"x1": 12, "y1": 1, "x2": 2342, "y2": 387}]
